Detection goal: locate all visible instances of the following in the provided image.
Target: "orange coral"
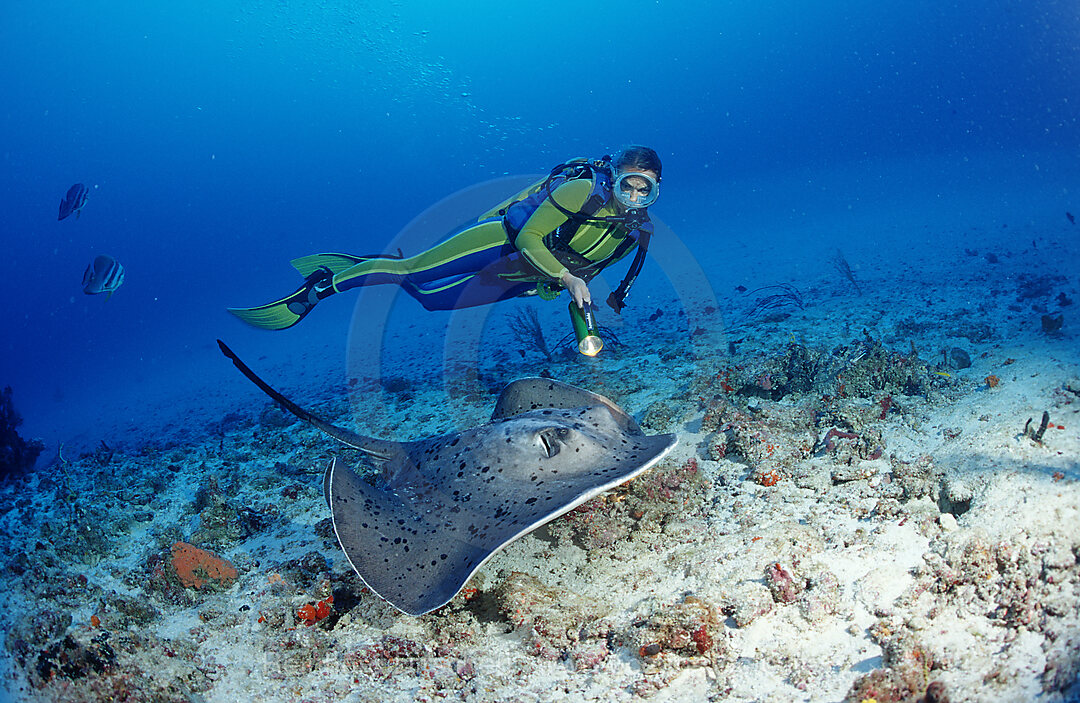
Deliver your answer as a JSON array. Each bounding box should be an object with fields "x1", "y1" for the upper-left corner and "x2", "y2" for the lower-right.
[
  {"x1": 984, "y1": 375, "x2": 1000, "y2": 389},
  {"x1": 170, "y1": 542, "x2": 238, "y2": 590},
  {"x1": 756, "y1": 468, "x2": 781, "y2": 487},
  {"x1": 297, "y1": 595, "x2": 334, "y2": 626}
]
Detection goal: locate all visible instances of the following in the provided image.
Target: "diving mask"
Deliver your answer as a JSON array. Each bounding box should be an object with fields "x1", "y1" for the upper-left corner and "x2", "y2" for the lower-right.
[{"x1": 613, "y1": 170, "x2": 659, "y2": 210}]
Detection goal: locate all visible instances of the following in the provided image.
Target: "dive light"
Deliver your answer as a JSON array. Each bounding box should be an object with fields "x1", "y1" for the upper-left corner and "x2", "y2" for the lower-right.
[{"x1": 568, "y1": 302, "x2": 603, "y2": 357}]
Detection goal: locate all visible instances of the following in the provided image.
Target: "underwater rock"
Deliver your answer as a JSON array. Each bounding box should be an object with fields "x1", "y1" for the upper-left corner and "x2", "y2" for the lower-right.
[
  {"x1": 844, "y1": 617, "x2": 941, "y2": 703},
  {"x1": 641, "y1": 399, "x2": 679, "y2": 432},
  {"x1": 765, "y1": 562, "x2": 799, "y2": 603},
  {"x1": 258, "y1": 404, "x2": 296, "y2": 429},
  {"x1": 33, "y1": 634, "x2": 116, "y2": 687},
  {"x1": 946, "y1": 347, "x2": 971, "y2": 370},
  {"x1": 728, "y1": 582, "x2": 774, "y2": 627},
  {"x1": 5, "y1": 609, "x2": 72, "y2": 664},
  {"x1": 105, "y1": 592, "x2": 161, "y2": 628},
  {"x1": 937, "y1": 476, "x2": 973, "y2": 516},
  {"x1": 1041, "y1": 314, "x2": 1064, "y2": 334},
  {"x1": 702, "y1": 396, "x2": 816, "y2": 476},
  {"x1": 549, "y1": 456, "x2": 704, "y2": 550},
  {"x1": 1017, "y1": 273, "x2": 1065, "y2": 301},
  {"x1": 624, "y1": 595, "x2": 722, "y2": 663},
  {"x1": 1042, "y1": 634, "x2": 1080, "y2": 694},
  {"x1": 796, "y1": 566, "x2": 842, "y2": 622},
  {"x1": 0, "y1": 386, "x2": 45, "y2": 479},
  {"x1": 276, "y1": 550, "x2": 330, "y2": 591},
  {"x1": 168, "y1": 542, "x2": 238, "y2": 591},
  {"x1": 493, "y1": 571, "x2": 609, "y2": 664},
  {"x1": 207, "y1": 411, "x2": 251, "y2": 435},
  {"x1": 890, "y1": 454, "x2": 942, "y2": 502}
]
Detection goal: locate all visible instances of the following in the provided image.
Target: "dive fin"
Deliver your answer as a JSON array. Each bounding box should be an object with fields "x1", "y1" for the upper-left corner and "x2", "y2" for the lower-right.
[
  {"x1": 290, "y1": 250, "x2": 405, "y2": 277},
  {"x1": 227, "y1": 269, "x2": 330, "y2": 330}
]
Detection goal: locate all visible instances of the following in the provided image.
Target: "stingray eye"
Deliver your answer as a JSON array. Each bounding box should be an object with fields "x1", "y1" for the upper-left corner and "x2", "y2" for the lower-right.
[{"x1": 537, "y1": 427, "x2": 562, "y2": 458}]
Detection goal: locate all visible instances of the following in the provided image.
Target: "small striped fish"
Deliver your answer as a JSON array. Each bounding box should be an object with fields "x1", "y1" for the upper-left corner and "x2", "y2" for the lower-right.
[
  {"x1": 58, "y1": 183, "x2": 89, "y2": 220},
  {"x1": 82, "y1": 255, "x2": 125, "y2": 299}
]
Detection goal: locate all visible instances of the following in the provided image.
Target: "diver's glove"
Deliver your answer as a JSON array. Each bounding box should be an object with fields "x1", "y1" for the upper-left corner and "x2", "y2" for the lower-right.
[{"x1": 560, "y1": 271, "x2": 591, "y2": 309}]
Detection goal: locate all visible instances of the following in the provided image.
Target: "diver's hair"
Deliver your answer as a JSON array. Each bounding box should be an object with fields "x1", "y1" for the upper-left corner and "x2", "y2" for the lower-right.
[{"x1": 612, "y1": 145, "x2": 662, "y2": 180}]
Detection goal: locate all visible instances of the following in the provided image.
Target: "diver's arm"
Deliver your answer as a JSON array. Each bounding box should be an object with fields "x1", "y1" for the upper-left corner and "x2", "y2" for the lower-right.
[{"x1": 513, "y1": 179, "x2": 592, "y2": 279}]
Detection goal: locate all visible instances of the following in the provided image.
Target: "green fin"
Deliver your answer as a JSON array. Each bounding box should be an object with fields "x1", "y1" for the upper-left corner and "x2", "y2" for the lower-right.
[
  {"x1": 228, "y1": 280, "x2": 320, "y2": 330},
  {"x1": 290, "y1": 253, "x2": 374, "y2": 278}
]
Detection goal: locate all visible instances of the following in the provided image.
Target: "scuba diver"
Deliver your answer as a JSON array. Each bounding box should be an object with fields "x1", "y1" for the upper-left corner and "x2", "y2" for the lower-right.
[{"x1": 229, "y1": 145, "x2": 662, "y2": 331}]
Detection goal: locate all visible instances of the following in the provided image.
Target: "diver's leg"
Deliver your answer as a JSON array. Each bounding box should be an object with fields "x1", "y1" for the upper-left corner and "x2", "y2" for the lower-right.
[
  {"x1": 228, "y1": 220, "x2": 513, "y2": 329},
  {"x1": 329, "y1": 220, "x2": 511, "y2": 293},
  {"x1": 403, "y1": 273, "x2": 536, "y2": 311}
]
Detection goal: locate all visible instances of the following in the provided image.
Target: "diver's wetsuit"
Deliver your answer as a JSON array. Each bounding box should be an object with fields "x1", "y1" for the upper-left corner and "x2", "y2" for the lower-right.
[{"x1": 318, "y1": 177, "x2": 641, "y2": 311}]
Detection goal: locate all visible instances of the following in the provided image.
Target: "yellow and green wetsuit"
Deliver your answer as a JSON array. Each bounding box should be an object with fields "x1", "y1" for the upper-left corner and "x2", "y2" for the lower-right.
[{"x1": 229, "y1": 171, "x2": 649, "y2": 330}]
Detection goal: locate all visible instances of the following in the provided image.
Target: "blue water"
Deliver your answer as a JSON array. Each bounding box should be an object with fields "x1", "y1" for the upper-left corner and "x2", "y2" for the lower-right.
[{"x1": 2, "y1": 0, "x2": 1078, "y2": 459}]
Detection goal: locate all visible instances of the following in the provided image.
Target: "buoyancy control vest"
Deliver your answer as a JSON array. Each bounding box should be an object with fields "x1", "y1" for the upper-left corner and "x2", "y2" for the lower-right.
[{"x1": 490, "y1": 157, "x2": 652, "y2": 312}]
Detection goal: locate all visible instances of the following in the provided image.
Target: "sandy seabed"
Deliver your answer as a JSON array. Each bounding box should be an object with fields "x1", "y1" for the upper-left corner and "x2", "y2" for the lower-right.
[{"x1": 1, "y1": 219, "x2": 1078, "y2": 703}]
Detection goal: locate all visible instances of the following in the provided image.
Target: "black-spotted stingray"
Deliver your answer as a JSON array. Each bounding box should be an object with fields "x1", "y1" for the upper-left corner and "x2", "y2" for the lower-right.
[{"x1": 218, "y1": 340, "x2": 677, "y2": 615}]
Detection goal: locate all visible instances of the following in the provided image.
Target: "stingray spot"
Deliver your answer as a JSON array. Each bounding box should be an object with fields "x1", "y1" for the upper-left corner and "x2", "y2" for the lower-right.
[
  {"x1": 525, "y1": 497, "x2": 538, "y2": 505},
  {"x1": 361, "y1": 523, "x2": 368, "y2": 528},
  {"x1": 457, "y1": 471, "x2": 464, "y2": 478},
  {"x1": 440, "y1": 554, "x2": 447, "y2": 560},
  {"x1": 481, "y1": 466, "x2": 489, "y2": 473},
  {"x1": 404, "y1": 546, "x2": 410, "y2": 552}
]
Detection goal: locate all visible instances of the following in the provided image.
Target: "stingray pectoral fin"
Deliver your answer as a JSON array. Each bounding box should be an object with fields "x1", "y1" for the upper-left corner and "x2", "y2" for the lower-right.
[
  {"x1": 491, "y1": 377, "x2": 643, "y2": 435},
  {"x1": 327, "y1": 459, "x2": 489, "y2": 616}
]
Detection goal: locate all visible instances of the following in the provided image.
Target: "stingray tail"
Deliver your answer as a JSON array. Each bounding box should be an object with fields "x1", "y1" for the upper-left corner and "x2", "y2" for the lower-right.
[{"x1": 217, "y1": 339, "x2": 402, "y2": 461}]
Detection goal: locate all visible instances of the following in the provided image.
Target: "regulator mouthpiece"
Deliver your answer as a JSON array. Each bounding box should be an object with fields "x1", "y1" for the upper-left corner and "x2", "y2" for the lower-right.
[{"x1": 569, "y1": 302, "x2": 603, "y2": 357}]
